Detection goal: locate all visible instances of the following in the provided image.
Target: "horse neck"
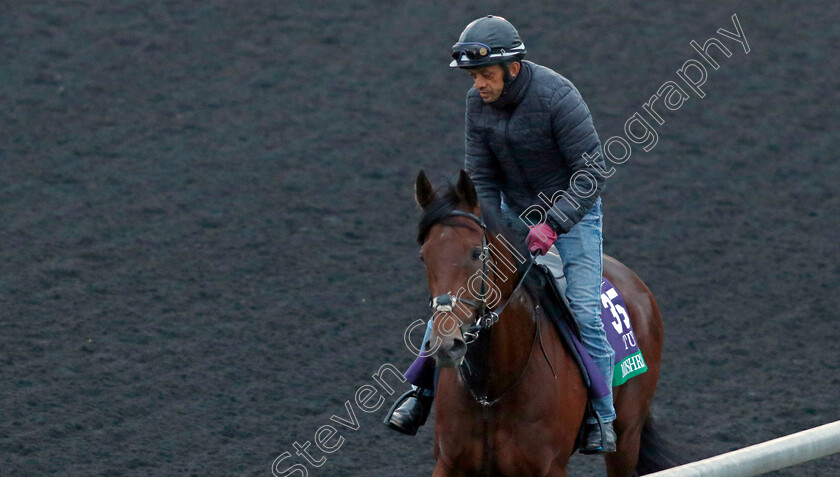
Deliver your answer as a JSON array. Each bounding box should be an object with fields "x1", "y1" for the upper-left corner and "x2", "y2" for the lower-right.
[
  {"x1": 486, "y1": 295, "x2": 536, "y2": 394},
  {"x1": 466, "y1": 234, "x2": 537, "y2": 400}
]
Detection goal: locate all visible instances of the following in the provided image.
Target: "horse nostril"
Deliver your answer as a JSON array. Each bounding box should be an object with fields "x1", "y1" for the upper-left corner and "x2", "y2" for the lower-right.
[
  {"x1": 449, "y1": 339, "x2": 467, "y2": 359},
  {"x1": 421, "y1": 340, "x2": 432, "y2": 356}
]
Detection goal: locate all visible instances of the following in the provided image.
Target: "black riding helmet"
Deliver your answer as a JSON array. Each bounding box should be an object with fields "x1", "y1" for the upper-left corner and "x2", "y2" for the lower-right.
[{"x1": 450, "y1": 15, "x2": 526, "y2": 68}]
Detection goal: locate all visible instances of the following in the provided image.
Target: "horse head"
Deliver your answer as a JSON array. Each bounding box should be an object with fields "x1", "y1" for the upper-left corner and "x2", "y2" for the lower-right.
[{"x1": 415, "y1": 170, "x2": 491, "y2": 367}]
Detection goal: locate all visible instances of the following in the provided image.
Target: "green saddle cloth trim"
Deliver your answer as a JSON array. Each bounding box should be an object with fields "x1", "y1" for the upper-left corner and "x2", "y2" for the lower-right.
[{"x1": 613, "y1": 349, "x2": 648, "y2": 386}]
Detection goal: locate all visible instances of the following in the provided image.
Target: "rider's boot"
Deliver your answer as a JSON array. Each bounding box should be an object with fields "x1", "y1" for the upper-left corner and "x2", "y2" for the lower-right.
[
  {"x1": 383, "y1": 386, "x2": 434, "y2": 435},
  {"x1": 581, "y1": 419, "x2": 617, "y2": 454}
]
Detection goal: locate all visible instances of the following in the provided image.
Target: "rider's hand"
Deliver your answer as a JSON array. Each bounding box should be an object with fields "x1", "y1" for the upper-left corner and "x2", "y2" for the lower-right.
[{"x1": 526, "y1": 223, "x2": 557, "y2": 256}]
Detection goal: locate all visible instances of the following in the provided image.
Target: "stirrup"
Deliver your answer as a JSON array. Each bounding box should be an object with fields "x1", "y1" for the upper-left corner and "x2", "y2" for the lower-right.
[
  {"x1": 578, "y1": 403, "x2": 616, "y2": 454},
  {"x1": 383, "y1": 389, "x2": 431, "y2": 436}
]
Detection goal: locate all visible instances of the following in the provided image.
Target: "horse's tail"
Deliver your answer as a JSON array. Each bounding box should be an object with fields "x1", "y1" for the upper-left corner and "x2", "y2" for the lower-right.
[{"x1": 635, "y1": 414, "x2": 686, "y2": 475}]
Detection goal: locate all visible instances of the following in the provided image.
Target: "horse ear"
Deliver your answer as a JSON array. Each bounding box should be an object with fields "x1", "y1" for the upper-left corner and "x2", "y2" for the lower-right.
[
  {"x1": 415, "y1": 170, "x2": 435, "y2": 209},
  {"x1": 456, "y1": 170, "x2": 478, "y2": 207}
]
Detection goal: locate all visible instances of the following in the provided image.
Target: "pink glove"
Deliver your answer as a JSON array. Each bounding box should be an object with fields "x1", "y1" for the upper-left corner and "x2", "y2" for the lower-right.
[{"x1": 526, "y1": 223, "x2": 557, "y2": 256}]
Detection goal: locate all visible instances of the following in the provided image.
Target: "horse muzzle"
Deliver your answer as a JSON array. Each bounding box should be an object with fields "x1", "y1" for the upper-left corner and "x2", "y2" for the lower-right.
[{"x1": 426, "y1": 333, "x2": 467, "y2": 367}]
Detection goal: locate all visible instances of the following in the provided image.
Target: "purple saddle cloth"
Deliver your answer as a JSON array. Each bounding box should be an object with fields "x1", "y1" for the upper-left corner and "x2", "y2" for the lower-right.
[{"x1": 600, "y1": 277, "x2": 648, "y2": 387}]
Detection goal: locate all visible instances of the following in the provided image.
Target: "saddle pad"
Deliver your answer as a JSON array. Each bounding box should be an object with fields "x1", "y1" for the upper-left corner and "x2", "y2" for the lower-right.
[{"x1": 600, "y1": 277, "x2": 648, "y2": 386}]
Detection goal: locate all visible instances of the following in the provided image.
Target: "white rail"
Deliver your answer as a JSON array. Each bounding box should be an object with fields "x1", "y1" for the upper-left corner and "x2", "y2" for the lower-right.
[{"x1": 647, "y1": 420, "x2": 840, "y2": 476}]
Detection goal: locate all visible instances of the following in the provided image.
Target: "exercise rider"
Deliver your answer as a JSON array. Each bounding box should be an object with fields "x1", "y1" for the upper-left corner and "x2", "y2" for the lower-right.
[{"x1": 386, "y1": 15, "x2": 617, "y2": 454}]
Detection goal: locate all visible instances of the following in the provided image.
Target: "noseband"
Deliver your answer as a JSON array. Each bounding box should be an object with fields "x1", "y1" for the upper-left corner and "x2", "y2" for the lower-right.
[{"x1": 428, "y1": 210, "x2": 535, "y2": 344}]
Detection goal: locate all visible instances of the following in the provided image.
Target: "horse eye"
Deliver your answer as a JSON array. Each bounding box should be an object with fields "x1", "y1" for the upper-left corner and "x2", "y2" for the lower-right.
[
  {"x1": 471, "y1": 248, "x2": 482, "y2": 260},
  {"x1": 419, "y1": 252, "x2": 425, "y2": 263}
]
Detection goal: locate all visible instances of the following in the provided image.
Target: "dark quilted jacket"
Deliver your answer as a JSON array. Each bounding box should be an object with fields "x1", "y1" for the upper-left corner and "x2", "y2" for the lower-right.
[{"x1": 464, "y1": 60, "x2": 606, "y2": 234}]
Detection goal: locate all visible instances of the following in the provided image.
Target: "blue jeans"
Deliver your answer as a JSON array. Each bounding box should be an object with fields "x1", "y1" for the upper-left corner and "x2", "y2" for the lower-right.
[{"x1": 553, "y1": 198, "x2": 615, "y2": 422}]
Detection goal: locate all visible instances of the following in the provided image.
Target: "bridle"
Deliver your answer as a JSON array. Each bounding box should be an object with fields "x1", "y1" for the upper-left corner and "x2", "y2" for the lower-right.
[
  {"x1": 426, "y1": 208, "x2": 546, "y2": 406},
  {"x1": 427, "y1": 210, "x2": 535, "y2": 344}
]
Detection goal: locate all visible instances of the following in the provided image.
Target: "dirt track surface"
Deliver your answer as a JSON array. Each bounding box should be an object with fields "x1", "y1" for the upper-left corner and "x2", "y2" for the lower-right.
[{"x1": 1, "y1": 1, "x2": 838, "y2": 476}]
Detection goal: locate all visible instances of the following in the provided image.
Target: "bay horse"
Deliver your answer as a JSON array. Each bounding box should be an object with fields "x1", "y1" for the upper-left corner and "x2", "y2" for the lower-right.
[{"x1": 415, "y1": 170, "x2": 676, "y2": 477}]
